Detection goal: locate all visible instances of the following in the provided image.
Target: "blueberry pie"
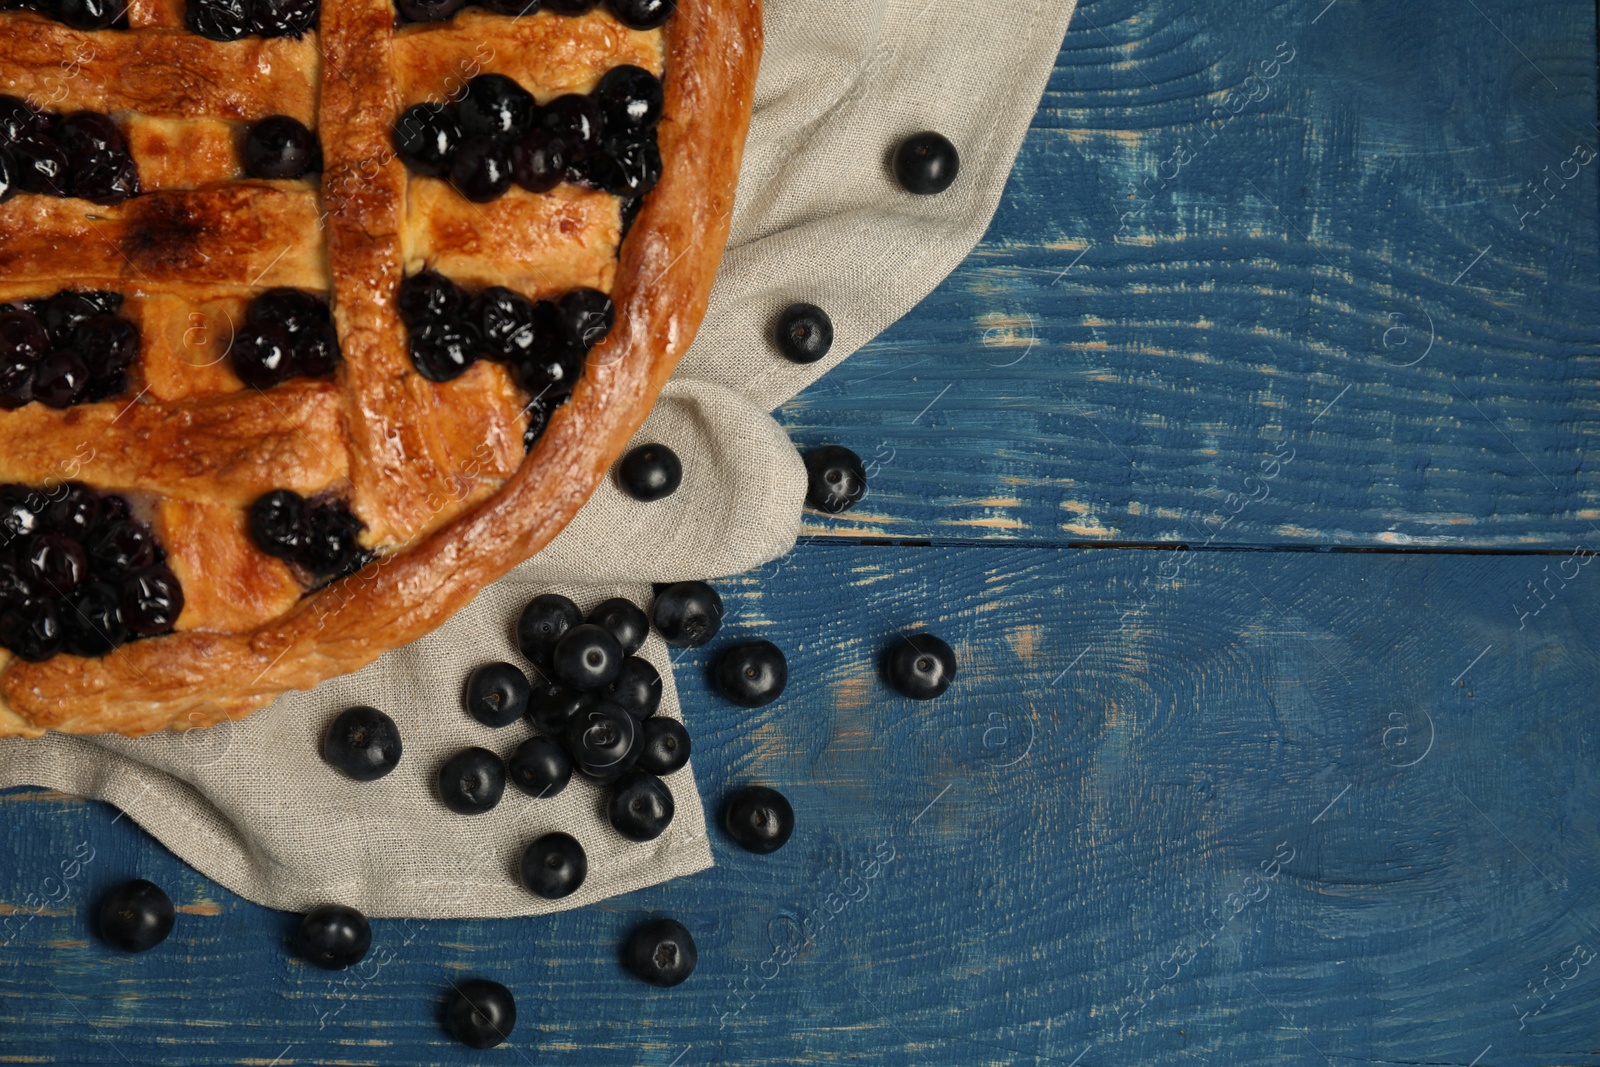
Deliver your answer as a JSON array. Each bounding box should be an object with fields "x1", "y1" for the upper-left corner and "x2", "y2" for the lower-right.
[{"x1": 0, "y1": 0, "x2": 762, "y2": 736}]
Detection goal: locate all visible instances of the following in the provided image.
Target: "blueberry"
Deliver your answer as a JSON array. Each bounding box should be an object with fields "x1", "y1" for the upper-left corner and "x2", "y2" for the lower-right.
[
  {"x1": 450, "y1": 137, "x2": 512, "y2": 202},
  {"x1": 636, "y1": 716, "x2": 690, "y2": 775},
  {"x1": 10, "y1": 136, "x2": 68, "y2": 196},
  {"x1": 522, "y1": 393, "x2": 563, "y2": 451},
  {"x1": 303, "y1": 500, "x2": 366, "y2": 579},
  {"x1": 54, "y1": 112, "x2": 125, "y2": 172},
  {"x1": 884, "y1": 631, "x2": 956, "y2": 699},
  {"x1": 290, "y1": 323, "x2": 341, "y2": 378},
  {"x1": 397, "y1": 270, "x2": 466, "y2": 327},
  {"x1": 43, "y1": 291, "x2": 103, "y2": 346},
  {"x1": 251, "y1": 0, "x2": 316, "y2": 35},
  {"x1": 464, "y1": 661, "x2": 530, "y2": 727},
  {"x1": 186, "y1": 0, "x2": 252, "y2": 38},
  {"x1": 803, "y1": 444, "x2": 866, "y2": 513},
  {"x1": 537, "y1": 95, "x2": 602, "y2": 153},
  {"x1": 0, "y1": 310, "x2": 50, "y2": 367},
  {"x1": 0, "y1": 96, "x2": 39, "y2": 143},
  {"x1": 510, "y1": 340, "x2": 584, "y2": 398},
  {"x1": 557, "y1": 288, "x2": 613, "y2": 350},
  {"x1": 516, "y1": 592, "x2": 582, "y2": 669},
  {"x1": 395, "y1": 0, "x2": 464, "y2": 19},
  {"x1": 507, "y1": 734, "x2": 572, "y2": 799},
  {"x1": 445, "y1": 979, "x2": 517, "y2": 1049},
  {"x1": 541, "y1": 0, "x2": 594, "y2": 12},
  {"x1": 120, "y1": 565, "x2": 184, "y2": 634},
  {"x1": 715, "y1": 639, "x2": 787, "y2": 708},
  {"x1": 587, "y1": 596, "x2": 648, "y2": 655},
  {"x1": 458, "y1": 75, "x2": 535, "y2": 142},
  {"x1": 0, "y1": 356, "x2": 32, "y2": 409},
  {"x1": 602, "y1": 655, "x2": 661, "y2": 720},
  {"x1": 249, "y1": 489, "x2": 310, "y2": 561},
  {"x1": 511, "y1": 128, "x2": 567, "y2": 193},
  {"x1": 470, "y1": 286, "x2": 538, "y2": 359},
  {"x1": 97, "y1": 880, "x2": 174, "y2": 953},
  {"x1": 437, "y1": 746, "x2": 506, "y2": 814},
  {"x1": 64, "y1": 580, "x2": 127, "y2": 656},
  {"x1": 480, "y1": 0, "x2": 537, "y2": 11},
  {"x1": 56, "y1": 0, "x2": 127, "y2": 27},
  {"x1": 775, "y1": 302, "x2": 832, "y2": 364},
  {"x1": 297, "y1": 904, "x2": 371, "y2": 970},
  {"x1": 626, "y1": 918, "x2": 696, "y2": 986},
  {"x1": 723, "y1": 785, "x2": 794, "y2": 854},
  {"x1": 408, "y1": 319, "x2": 479, "y2": 382},
  {"x1": 230, "y1": 324, "x2": 294, "y2": 389},
  {"x1": 0, "y1": 485, "x2": 44, "y2": 541},
  {"x1": 619, "y1": 195, "x2": 642, "y2": 238},
  {"x1": 651, "y1": 581, "x2": 722, "y2": 647},
  {"x1": 87, "y1": 519, "x2": 155, "y2": 576},
  {"x1": 0, "y1": 601, "x2": 62, "y2": 661},
  {"x1": 551, "y1": 622, "x2": 623, "y2": 691},
  {"x1": 321, "y1": 705, "x2": 403, "y2": 781},
  {"x1": 31, "y1": 350, "x2": 87, "y2": 407},
  {"x1": 0, "y1": 562, "x2": 31, "y2": 611},
  {"x1": 249, "y1": 288, "x2": 328, "y2": 336},
  {"x1": 605, "y1": 0, "x2": 670, "y2": 27},
  {"x1": 519, "y1": 831, "x2": 586, "y2": 899},
  {"x1": 615, "y1": 442, "x2": 680, "y2": 502},
  {"x1": 23, "y1": 531, "x2": 86, "y2": 596},
  {"x1": 70, "y1": 154, "x2": 140, "y2": 206},
  {"x1": 564, "y1": 701, "x2": 639, "y2": 782},
  {"x1": 42, "y1": 482, "x2": 100, "y2": 539},
  {"x1": 524, "y1": 681, "x2": 594, "y2": 736},
  {"x1": 96, "y1": 494, "x2": 132, "y2": 525},
  {"x1": 608, "y1": 771, "x2": 674, "y2": 841},
  {"x1": 593, "y1": 134, "x2": 661, "y2": 197},
  {"x1": 73, "y1": 314, "x2": 139, "y2": 397},
  {"x1": 594, "y1": 65, "x2": 663, "y2": 131},
  {"x1": 392, "y1": 104, "x2": 462, "y2": 179},
  {"x1": 893, "y1": 131, "x2": 959, "y2": 195},
  {"x1": 244, "y1": 116, "x2": 321, "y2": 180}
]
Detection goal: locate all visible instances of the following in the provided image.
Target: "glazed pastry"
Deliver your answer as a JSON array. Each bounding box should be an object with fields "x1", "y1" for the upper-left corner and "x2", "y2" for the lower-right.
[{"x1": 0, "y1": 0, "x2": 762, "y2": 737}]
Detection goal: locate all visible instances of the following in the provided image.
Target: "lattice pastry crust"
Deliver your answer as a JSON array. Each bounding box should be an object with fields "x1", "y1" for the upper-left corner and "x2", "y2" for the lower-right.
[{"x1": 0, "y1": 0, "x2": 762, "y2": 736}]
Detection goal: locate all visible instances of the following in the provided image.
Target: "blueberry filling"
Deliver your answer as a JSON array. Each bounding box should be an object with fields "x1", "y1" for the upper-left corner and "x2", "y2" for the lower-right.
[
  {"x1": 185, "y1": 0, "x2": 320, "y2": 38},
  {"x1": 391, "y1": 71, "x2": 662, "y2": 205},
  {"x1": 395, "y1": 0, "x2": 666, "y2": 22},
  {"x1": 0, "y1": 98, "x2": 139, "y2": 205},
  {"x1": 1, "y1": 0, "x2": 129, "y2": 31},
  {"x1": 0, "y1": 482, "x2": 182, "y2": 662},
  {"x1": 0, "y1": 290, "x2": 139, "y2": 409},
  {"x1": 242, "y1": 116, "x2": 323, "y2": 180},
  {"x1": 247, "y1": 490, "x2": 371, "y2": 584},
  {"x1": 229, "y1": 288, "x2": 342, "y2": 388}
]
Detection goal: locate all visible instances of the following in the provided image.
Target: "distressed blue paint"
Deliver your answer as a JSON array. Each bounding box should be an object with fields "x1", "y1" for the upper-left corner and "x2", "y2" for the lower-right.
[
  {"x1": 781, "y1": 0, "x2": 1600, "y2": 548},
  {"x1": 3, "y1": 544, "x2": 1599, "y2": 1065}
]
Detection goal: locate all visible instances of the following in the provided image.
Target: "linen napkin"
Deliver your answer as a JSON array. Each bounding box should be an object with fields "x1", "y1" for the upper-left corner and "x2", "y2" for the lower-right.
[{"x1": 0, "y1": 0, "x2": 1079, "y2": 917}]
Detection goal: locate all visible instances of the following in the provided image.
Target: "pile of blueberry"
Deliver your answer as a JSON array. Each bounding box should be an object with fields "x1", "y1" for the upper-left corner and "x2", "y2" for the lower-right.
[
  {"x1": 0, "y1": 0, "x2": 128, "y2": 31},
  {"x1": 228, "y1": 287, "x2": 342, "y2": 390},
  {"x1": 246, "y1": 490, "x2": 370, "y2": 583},
  {"x1": 0, "y1": 97, "x2": 139, "y2": 205},
  {"x1": 0, "y1": 482, "x2": 184, "y2": 662},
  {"x1": 184, "y1": 0, "x2": 318, "y2": 40},
  {"x1": 395, "y1": 0, "x2": 671, "y2": 31},
  {"x1": 0, "y1": 290, "x2": 139, "y2": 410},
  {"x1": 392, "y1": 67, "x2": 662, "y2": 204}
]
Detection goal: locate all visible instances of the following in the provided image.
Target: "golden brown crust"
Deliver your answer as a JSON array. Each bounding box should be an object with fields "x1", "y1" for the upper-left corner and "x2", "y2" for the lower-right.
[{"x1": 0, "y1": 0, "x2": 763, "y2": 736}]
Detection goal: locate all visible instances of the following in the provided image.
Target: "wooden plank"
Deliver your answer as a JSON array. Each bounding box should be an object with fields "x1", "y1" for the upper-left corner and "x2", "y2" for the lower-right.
[
  {"x1": 2, "y1": 543, "x2": 1596, "y2": 1064},
  {"x1": 782, "y1": 0, "x2": 1600, "y2": 549}
]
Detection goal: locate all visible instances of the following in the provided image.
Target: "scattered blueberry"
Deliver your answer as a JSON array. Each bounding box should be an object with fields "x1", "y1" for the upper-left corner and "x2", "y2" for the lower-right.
[
  {"x1": 593, "y1": 65, "x2": 663, "y2": 133},
  {"x1": 516, "y1": 592, "x2": 583, "y2": 669},
  {"x1": 392, "y1": 104, "x2": 463, "y2": 180},
  {"x1": 803, "y1": 445, "x2": 867, "y2": 513},
  {"x1": 893, "y1": 131, "x2": 960, "y2": 195},
  {"x1": 296, "y1": 904, "x2": 372, "y2": 970},
  {"x1": 97, "y1": 880, "x2": 174, "y2": 953},
  {"x1": 520, "y1": 832, "x2": 587, "y2": 899},
  {"x1": 652, "y1": 581, "x2": 723, "y2": 648},
  {"x1": 230, "y1": 324, "x2": 294, "y2": 389},
  {"x1": 243, "y1": 116, "x2": 321, "y2": 179},
  {"x1": 636, "y1": 716, "x2": 690, "y2": 775},
  {"x1": 603, "y1": 655, "x2": 661, "y2": 720},
  {"x1": 587, "y1": 597, "x2": 649, "y2": 655},
  {"x1": 564, "y1": 701, "x2": 639, "y2": 782},
  {"x1": 464, "y1": 662, "x2": 531, "y2": 727},
  {"x1": 723, "y1": 785, "x2": 795, "y2": 854},
  {"x1": 626, "y1": 918, "x2": 697, "y2": 987},
  {"x1": 609, "y1": 771, "x2": 674, "y2": 841},
  {"x1": 445, "y1": 979, "x2": 517, "y2": 1049},
  {"x1": 715, "y1": 640, "x2": 787, "y2": 708},
  {"x1": 885, "y1": 631, "x2": 956, "y2": 699},
  {"x1": 551, "y1": 622, "x2": 624, "y2": 691},
  {"x1": 438, "y1": 747, "x2": 506, "y2": 814},
  {"x1": 507, "y1": 735, "x2": 572, "y2": 799},
  {"x1": 616, "y1": 443, "x2": 681, "y2": 502},
  {"x1": 525, "y1": 681, "x2": 594, "y2": 737},
  {"x1": 775, "y1": 303, "x2": 833, "y2": 364},
  {"x1": 321, "y1": 705, "x2": 404, "y2": 781}
]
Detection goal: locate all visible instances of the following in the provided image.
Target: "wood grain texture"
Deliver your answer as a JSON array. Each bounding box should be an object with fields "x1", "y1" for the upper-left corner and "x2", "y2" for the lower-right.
[
  {"x1": 2, "y1": 544, "x2": 1597, "y2": 1065},
  {"x1": 782, "y1": 0, "x2": 1600, "y2": 549}
]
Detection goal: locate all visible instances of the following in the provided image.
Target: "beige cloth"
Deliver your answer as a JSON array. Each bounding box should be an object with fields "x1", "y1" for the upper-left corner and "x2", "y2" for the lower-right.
[{"x1": 0, "y1": 0, "x2": 1078, "y2": 917}]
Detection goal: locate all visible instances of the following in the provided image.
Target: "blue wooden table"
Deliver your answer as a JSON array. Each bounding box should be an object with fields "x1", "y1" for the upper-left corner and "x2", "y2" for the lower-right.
[{"x1": 5, "y1": 1, "x2": 1598, "y2": 1063}]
